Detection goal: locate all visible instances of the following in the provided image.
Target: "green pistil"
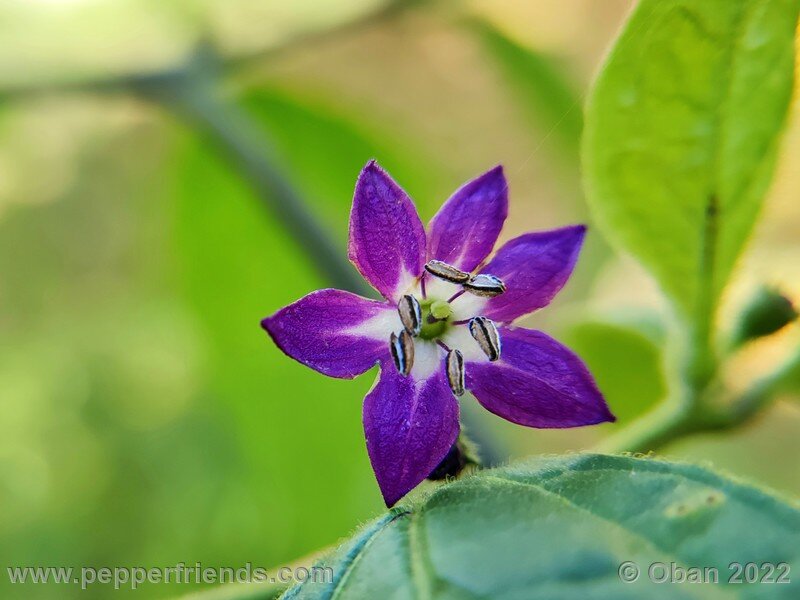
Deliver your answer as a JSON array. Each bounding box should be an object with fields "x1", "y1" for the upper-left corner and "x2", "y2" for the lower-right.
[
  {"x1": 429, "y1": 299, "x2": 452, "y2": 320},
  {"x1": 419, "y1": 298, "x2": 452, "y2": 340}
]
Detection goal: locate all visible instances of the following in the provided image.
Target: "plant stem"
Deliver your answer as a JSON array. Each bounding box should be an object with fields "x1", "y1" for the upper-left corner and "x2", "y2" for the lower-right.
[
  {"x1": 594, "y1": 389, "x2": 698, "y2": 454},
  {"x1": 133, "y1": 57, "x2": 371, "y2": 295},
  {"x1": 597, "y1": 346, "x2": 800, "y2": 454},
  {"x1": 708, "y1": 348, "x2": 800, "y2": 428},
  {"x1": 598, "y1": 195, "x2": 724, "y2": 454},
  {"x1": 0, "y1": 0, "x2": 414, "y2": 99},
  {"x1": 597, "y1": 333, "x2": 713, "y2": 455}
]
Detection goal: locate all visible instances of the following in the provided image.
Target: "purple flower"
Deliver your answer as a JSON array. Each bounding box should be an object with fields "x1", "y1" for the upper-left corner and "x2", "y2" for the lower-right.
[{"x1": 262, "y1": 161, "x2": 614, "y2": 506}]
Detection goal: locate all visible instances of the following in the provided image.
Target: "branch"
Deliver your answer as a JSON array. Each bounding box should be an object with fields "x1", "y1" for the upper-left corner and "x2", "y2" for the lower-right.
[
  {"x1": 707, "y1": 347, "x2": 800, "y2": 429},
  {"x1": 597, "y1": 346, "x2": 800, "y2": 454},
  {"x1": 0, "y1": 0, "x2": 414, "y2": 101},
  {"x1": 134, "y1": 52, "x2": 370, "y2": 295},
  {"x1": 593, "y1": 391, "x2": 700, "y2": 455}
]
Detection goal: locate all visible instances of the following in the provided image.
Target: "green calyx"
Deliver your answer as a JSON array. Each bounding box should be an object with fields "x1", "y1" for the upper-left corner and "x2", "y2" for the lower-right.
[{"x1": 418, "y1": 298, "x2": 453, "y2": 340}]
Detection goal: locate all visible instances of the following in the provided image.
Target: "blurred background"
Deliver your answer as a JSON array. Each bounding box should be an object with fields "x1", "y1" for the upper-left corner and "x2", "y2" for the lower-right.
[{"x1": 1, "y1": 0, "x2": 799, "y2": 598}]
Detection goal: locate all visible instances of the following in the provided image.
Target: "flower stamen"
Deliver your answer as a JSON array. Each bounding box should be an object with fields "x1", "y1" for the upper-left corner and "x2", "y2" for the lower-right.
[
  {"x1": 397, "y1": 294, "x2": 422, "y2": 336},
  {"x1": 446, "y1": 349, "x2": 465, "y2": 396},
  {"x1": 425, "y1": 260, "x2": 470, "y2": 284},
  {"x1": 463, "y1": 273, "x2": 506, "y2": 297},
  {"x1": 469, "y1": 316, "x2": 501, "y2": 361},
  {"x1": 447, "y1": 289, "x2": 466, "y2": 303},
  {"x1": 389, "y1": 330, "x2": 414, "y2": 376}
]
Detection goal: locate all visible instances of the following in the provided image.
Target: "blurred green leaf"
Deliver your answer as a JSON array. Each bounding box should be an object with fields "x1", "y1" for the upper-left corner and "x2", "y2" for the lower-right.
[
  {"x1": 562, "y1": 321, "x2": 665, "y2": 423},
  {"x1": 583, "y1": 0, "x2": 799, "y2": 320},
  {"x1": 777, "y1": 347, "x2": 800, "y2": 399},
  {"x1": 0, "y1": 0, "x2": 394, "y2": 93},
  {"x1": 474, "y1": 19, "x2": 583, "y2": 168},
  {"x1": 282, "y1": 454, "x2": 800, "y2": 599},
  {"x1": 472, "y1": 20, "x2": 615, "y2": 290},
  {"x1": 240, "y1": 87, "x2": 447, "y2": 235}
]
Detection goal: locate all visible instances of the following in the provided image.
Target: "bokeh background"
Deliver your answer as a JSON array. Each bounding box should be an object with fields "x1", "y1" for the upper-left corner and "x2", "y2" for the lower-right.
[{"x1": 1, "y1": 0, "x2": 799, "y2": 598}]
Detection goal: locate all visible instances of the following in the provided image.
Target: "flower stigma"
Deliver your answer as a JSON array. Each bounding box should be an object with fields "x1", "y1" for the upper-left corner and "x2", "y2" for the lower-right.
[{"x1": 418, "y1": 297, "x2": 453, "y2": 340}]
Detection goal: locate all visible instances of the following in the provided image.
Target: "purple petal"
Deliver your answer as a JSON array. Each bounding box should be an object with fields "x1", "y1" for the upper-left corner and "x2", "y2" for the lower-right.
[
  {"x1": 427, "y1": 166, "x2": 508, "y2": 272},
  {"x1": 262, "y1": 288, "x2": 396, "y2": 379},
  {"x1": 465, "y1": 326, "x2": 614, "y2": 428},
  {"x1": 475, "y1": 225, "x2": 586, "y2": 323},
  {"x1": 363, "y1": 362, "x2": 459, "y2": 506},
  {"x1": 349, "y1": 161, "x2": 426, "y2": 301}
]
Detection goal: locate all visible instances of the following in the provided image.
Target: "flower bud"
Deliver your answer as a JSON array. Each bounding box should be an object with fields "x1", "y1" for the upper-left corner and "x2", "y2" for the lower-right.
[{"x1": 730, "y1": 286, "x2": 797, "y2": 348}]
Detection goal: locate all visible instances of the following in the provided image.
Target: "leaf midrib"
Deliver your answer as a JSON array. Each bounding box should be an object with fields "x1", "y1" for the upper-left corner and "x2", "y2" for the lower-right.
[{"x1": 697, "y1": 0, "x2": 751, "y2": 321}]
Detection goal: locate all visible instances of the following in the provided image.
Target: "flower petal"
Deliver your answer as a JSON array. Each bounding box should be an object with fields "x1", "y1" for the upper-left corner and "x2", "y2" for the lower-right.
[
  {"x1": 454, "y1": 225, "x2": 586, "y2": 323},
  {"x1": 349, "y1": 160, "x2": 427, "y2": 301},
  {"x1": 363, "y1": 360, "x2": 459, "y2": 506},
  {"x1": 427, "y1": 165, "x2": 508, "y2": 272},
  {"x1": 464, "y1": 326, "x2": 614, "y2": 428},
  {"x1": 262, "y1": 288, "x2": 398, "y2": 379}
]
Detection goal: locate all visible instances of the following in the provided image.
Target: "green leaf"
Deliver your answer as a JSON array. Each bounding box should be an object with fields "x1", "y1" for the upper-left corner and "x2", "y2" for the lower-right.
[
  {"x1": 473, "y1": 19, "x2": 583, "y2": 167},
  {"x1": 561, "y1": 321, "x2": 666, "y2": 423},
  {"x1": 281, "y1": 454, "x2": 800, "y2": 599},
  {"x1": 583, "y1": 0, "x2": 800, "y2": 320}
]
